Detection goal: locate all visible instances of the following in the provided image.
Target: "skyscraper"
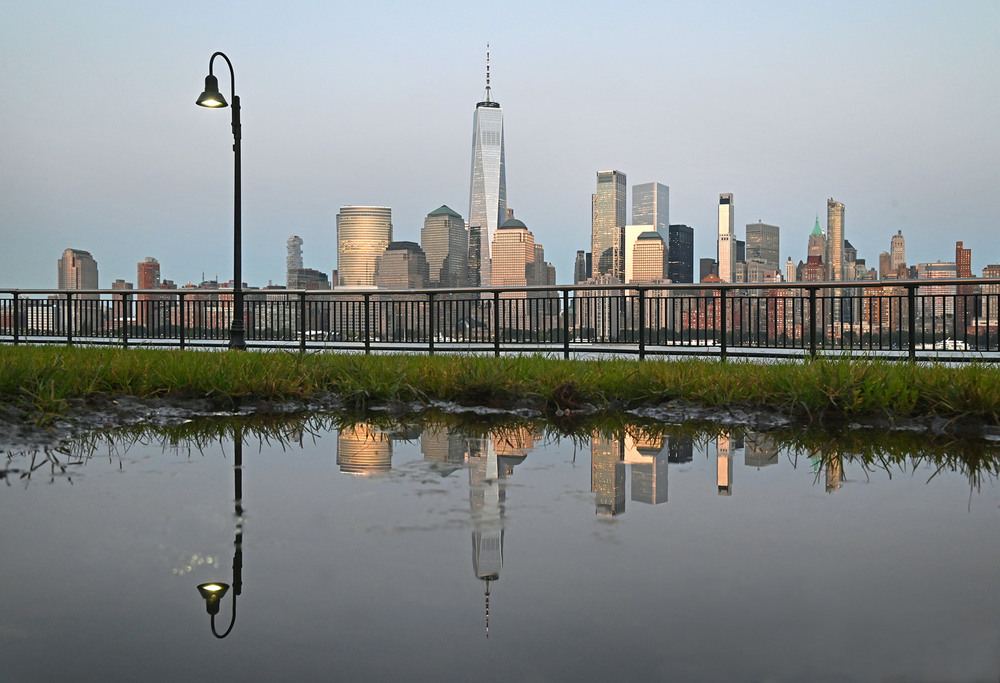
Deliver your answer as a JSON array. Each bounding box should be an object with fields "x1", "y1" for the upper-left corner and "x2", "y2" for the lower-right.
[
  {"x1": 629, "y1": 232, "x2": 667, "y2": 284},
  {"x1": 717, "y1": 193, "x2": 735, "y2": 282},
  {"x1": 573, "y1": 250, "x2": 589, "y2": 285},
  {"x1": 286, "y1": 236, "x2": 303, "y2": 285},
  {"x1": 468, "y1": 47, "x2": 506, "y2": 287},
  {"x1": 667, "y1": 224, "x2": 694, "y2": 283},
  {"x1": 491, "y1": 218, "x2": 534, "y2": 289},
  {"x1": 137, "y1": 257, "x2": 160, "y2": 290},
  {"x1": 592, "y1": 170, "x2": 627, "y2": 280},
  {"x1": 745, "y1": 222, "x2": 780, "y2": 274},
  {"x1": 336, "y1": 206, "x2": 392, "y2": 287},
  {"x1": 890, "y1": 230, "x2": 906, "y2": 272},
  {"x1": 374, "y1": 241, "x2": 429, "y2": 289},
  {"x1": 807, "y1": 216, "x2": 826, "y2": 263},
  {"x1": 632, "y1": 182, "x2": 670, "y2": 244},
  {"x1": 827, "y1": 199, "x2": 845, "y2": 282},
  {"x1": 422, "y1": 206, "x2": 468, "y2": 287},
  {"x1": 57, "y1": 248, "x2": 99, "y2": 294}
]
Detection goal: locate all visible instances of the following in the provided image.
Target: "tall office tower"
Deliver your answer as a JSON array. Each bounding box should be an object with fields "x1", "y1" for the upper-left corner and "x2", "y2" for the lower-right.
[
  {"x1": 890, "y1": 230, "x2": 906, "y2": 271},
  {"x1": 623, "y1": 224, "x2": 653, "y2": 283},
  {"x1": 717, "y1": 193, "x2": 735, "y2": 282},
  {"x1": 956, "y1": 241, "x2": 972, "y2": 278},
  {"x1": 956, "y1": 240, "x2": 974, "y2": 330},
  {"x1": 528, "y1": 244, "x2": 550, "y2": 287},
  {"x1": 374, "y1": 241, "x2": 429, "y2": 289},
  {"x1": 699, "y1": 258, "x2": 717, "y2": 282},
  {"x1": 878, "y1": 251, "x2": 892, "y2": 279},
  {"x1": 807, "y1": 216, "x2": 826, "y2": 262},
  {"x1": 745, "y1": 222, "x2": 780, "y2": 274},
  {"x1": 591, "y1": 170, "x2": 627, "y2": 280},
  {"x1": 632, "y1": 182, "x2": 670, "y2": 244},
  {"x1": 490, "y1": 218, "x2": 534, "y2": 288},
  {"x1": 422, "y1": 205, "x2": 468, "y2": 287},
  {"x1": 286, "y1": 235, "x2": 303, "y2": 285},
  {"x1": 786, "y1": 257, "x2": 797, "y2": 282},
  {"x1": 336, "y1": 206, "x2": 392, "y2": 287},
  {"x1": 57, "y1": 248, "x2": 99, "y2": 293},
  {"x1": 137, "y1": 257, "x2": 160, "y2": 290},
  {"x1": 629, "y1": 232, "x2": 667, "y2": 283},
  {"x1": 135, "y1": 257, "x2": 162, "y2": 328},
  {"x1": 667, "y1": 224, "x2": 694, "y2": 283},
  {"x1": 827, "y1": 199, "x2": 845, "y2": 281},
  {"x1": 468, "y1": 47, "x2": 506, "y2": 287},
  {"x1": 573, "y1": 250, "x2": 588, "y2": 284}
]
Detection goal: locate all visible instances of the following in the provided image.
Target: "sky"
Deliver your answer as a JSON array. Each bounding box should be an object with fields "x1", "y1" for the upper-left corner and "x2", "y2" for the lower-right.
[{"x1": 1, "y1": 0, "x2": 998, "y2": 290}]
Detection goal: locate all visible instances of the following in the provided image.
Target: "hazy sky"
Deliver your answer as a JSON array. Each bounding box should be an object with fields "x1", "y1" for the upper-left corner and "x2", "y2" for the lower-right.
[{"x1": 1, "y1": 0, "x2": 997, "y2": 289}]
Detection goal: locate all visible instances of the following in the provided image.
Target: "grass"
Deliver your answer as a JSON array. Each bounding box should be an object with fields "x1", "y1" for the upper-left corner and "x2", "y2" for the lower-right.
[{"x1": 2, "y1": 345, "x2": 1000, "y2": 425}]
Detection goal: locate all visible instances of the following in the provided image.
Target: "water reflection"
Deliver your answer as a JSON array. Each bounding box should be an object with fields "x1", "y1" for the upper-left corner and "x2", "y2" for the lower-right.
[
  {"x1": 194, "y1": 427, "x2": 243, "y2": 638},
  {"x1": 4, "y1": 413, "x2": 1000, "y2": 681}
]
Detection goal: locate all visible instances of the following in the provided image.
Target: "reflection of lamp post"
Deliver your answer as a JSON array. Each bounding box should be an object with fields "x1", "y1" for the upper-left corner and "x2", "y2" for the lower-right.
[
  {"x1": 196, "y1": 51, "x2": 245, "y2": 350},
  {"x1": 195, "y1": 430, "x2": 244, "y2": 638}
]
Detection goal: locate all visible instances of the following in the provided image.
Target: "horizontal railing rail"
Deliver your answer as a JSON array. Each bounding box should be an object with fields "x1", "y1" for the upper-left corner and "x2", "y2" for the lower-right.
[{"x1": 2, "y1": 278, "x2": 999, "y2": 361}]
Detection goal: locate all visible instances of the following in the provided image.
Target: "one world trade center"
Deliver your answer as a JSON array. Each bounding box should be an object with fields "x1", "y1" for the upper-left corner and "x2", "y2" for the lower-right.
[{"x1": 467, "y1": 46, "x2": 506, "y2": 287}]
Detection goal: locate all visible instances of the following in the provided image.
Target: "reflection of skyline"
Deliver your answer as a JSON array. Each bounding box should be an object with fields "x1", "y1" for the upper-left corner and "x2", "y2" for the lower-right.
[
  {"x1": 336, "y1": 423, "x2": 393, "y2": 475},
  {"x1": 329, "y1": 422, "x2": 849, "y2": 502}
]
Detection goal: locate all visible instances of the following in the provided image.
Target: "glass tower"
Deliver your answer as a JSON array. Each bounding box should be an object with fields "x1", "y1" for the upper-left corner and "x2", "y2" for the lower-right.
[
  {"x1": 468, "y1": 48, "x2": 506, "y2": 287},
  {"x1": 336, "y1": 206, "x2": 393, "y2": 287},
  {"x1": 592, "y1": 170, "x2": 627, "y2": 280},
  {"x1": 631, "y1": 182, "x2": 670, "y2": 243}
]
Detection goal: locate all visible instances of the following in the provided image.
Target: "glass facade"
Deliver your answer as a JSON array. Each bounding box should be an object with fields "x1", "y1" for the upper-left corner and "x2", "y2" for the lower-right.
[
  {"x1": 667, "y1": 224, "x2": 694, "y2": 283},
  {"x1": 631, "y1": 182, "x2": 670, "y2": 243},
  {"x1": 336, "y1": 206, "x2": 392, "y2": 287},
  {"x1": 468, "y1": 101, "x2": 506, "y2": 287},
  {"x1": 745, "y1": 222, "x2": 780, "y2": 274},
  {"x1": 591, "y1": 170, "x2": 627, "y2": 280}
]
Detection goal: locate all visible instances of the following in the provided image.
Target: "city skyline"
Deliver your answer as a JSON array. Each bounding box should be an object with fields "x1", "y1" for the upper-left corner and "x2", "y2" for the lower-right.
[{"x1": 2, "y1": 2, "x2": 998, "y2": 290}]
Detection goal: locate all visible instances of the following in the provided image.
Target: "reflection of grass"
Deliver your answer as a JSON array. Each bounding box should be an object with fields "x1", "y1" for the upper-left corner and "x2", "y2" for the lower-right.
[
  {"x1": 6, "y1": 410, "x2": 999, "y2": 491},
  {"x1": 3, "y1": 346, "x2": 1000, "y2": 424}
]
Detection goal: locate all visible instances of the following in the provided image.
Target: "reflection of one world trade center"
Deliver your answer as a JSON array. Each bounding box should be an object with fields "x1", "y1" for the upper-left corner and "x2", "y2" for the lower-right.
[{"x1": 468, "y1": 427, "x2": 530, "y2": 636}]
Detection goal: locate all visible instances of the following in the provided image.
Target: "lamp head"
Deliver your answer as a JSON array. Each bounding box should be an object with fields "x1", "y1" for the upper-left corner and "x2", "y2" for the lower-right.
[
  {"x1": 197, "y1": 582, "x2": 230, "y2": 615},
  {"x1": 196, "y1": 74, "x2": 228, "y2": 108}
]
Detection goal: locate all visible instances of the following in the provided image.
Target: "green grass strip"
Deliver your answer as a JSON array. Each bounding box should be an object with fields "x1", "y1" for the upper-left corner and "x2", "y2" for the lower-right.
[{"x1": 1, "y1": 345, "x2": 999, "y2": 424}]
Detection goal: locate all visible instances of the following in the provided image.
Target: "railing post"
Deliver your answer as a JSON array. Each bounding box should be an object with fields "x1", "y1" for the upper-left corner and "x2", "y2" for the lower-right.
[
  {"x1": 562, "y1": 288, "x2": 570, "y2": 360},
  {"x1": 428, "y1": 292, "x2": 435, "y2": 356},
  {"x1": 493, "y1": 290, "x2": 501, "y2": 357},
  {"x1": 65, "y1": 292, "x2": 74, "y2": 346},
  {"x1": 808, "y1": 287, "x2": 817, "y2": 359},
  {"x1": 178, "y1": 292, "x2": 186, "y2": 350},
  {"x1": 719, "y1": 288, "x2": 727, "y2": 362},
  {"x1": 299, "y1": 292, "x2": 307, "y2": 353},
  {"x1": 364, "y1": 293, "x2": 371, "y2": 355},
  {"x1": 638, "y1": 288, "x2": 646, "y2": 360},
  {"x1": 907, "y1": 283, "x2": 916, "y2": 362},
  {"x1": 12, "y1": 292, "x2": 20, "y2": 345}
]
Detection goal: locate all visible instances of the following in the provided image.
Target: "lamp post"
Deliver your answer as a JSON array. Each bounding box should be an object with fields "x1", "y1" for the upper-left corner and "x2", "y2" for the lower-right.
[
  {"x1": 195, "y1": 427, "x2": 244, "y2": 638},
  {"x1": 196, "y1": 51, "x2": 246, "y2": 350}
]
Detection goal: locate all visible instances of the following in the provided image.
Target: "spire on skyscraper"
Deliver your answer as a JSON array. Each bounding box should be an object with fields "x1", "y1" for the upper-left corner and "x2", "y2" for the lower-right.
[{"x1": 485, "y1": 43, "x2": 491, "y2": 102}]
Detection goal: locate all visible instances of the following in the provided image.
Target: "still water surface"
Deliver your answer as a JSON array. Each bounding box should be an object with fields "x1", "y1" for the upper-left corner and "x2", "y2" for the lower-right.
[{"x1": 3, "y1": 417, "x2": 999, "y2": 682}]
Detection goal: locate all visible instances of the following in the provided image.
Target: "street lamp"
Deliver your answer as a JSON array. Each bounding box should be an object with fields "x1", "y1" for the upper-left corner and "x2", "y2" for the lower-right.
[{"x1": 196, "y1": 51, "x2": 246, "y2": 350}]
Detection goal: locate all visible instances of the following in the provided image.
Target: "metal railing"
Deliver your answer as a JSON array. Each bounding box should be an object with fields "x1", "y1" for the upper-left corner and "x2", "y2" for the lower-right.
[{"x1": 2, "y1": 278, "x2": 999, "y2": 361}]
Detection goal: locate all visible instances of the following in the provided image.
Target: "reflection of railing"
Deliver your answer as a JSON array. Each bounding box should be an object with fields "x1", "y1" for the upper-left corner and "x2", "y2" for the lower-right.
[{"x1": 2, "y1": 279, "x2": 1000, "y2": 360}]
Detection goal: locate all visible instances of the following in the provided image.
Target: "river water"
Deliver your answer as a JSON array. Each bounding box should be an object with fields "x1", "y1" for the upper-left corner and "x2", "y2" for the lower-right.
[{"x1": 3, "y1": 415, "x2": 999, "y2": 682}]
